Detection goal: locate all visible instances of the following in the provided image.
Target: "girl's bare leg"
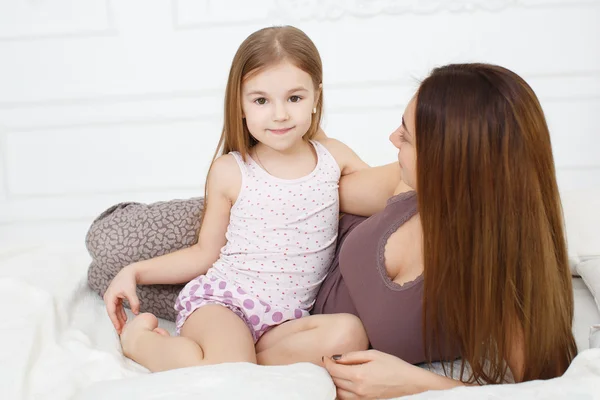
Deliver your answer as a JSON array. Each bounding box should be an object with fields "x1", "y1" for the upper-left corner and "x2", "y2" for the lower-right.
[
  {"x1": 120, "y1": 305, "x2": 256, "y2": 372},
  {"x1": 255, "y1": 313, "x2": 368, "y2": 366}
]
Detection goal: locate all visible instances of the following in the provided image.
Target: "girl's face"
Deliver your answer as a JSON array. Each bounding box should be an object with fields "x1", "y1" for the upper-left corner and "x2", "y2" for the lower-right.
[
  {"x1": 389, "y1": 97, "x2": 417, "y2": 190},
  {"x1": 241, "y1": 61, "x2": 320, "y2": 153}
]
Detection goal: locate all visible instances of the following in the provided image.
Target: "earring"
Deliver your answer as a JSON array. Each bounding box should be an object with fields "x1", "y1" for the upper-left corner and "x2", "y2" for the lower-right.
[{"x1": 312, "y1": 108, "x2": 317, "y2": 114}]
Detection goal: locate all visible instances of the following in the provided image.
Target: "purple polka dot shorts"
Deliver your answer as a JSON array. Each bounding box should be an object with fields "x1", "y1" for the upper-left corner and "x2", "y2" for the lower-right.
[{"x1": 174, "y1": 274, "x2": 309, "y2": 343}]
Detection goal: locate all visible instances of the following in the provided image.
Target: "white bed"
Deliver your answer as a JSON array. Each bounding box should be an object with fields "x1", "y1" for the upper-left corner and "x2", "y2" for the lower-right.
[
  {"x1": 1, "y1": 189, "x2": 599, "y2": 400},
  {"x1": 0, "y1": 243, "x2": 598, "y2": 400}
]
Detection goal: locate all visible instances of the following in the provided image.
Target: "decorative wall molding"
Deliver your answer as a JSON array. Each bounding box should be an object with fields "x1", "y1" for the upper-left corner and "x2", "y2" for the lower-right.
[
  {"x1": 4, "y1": 116, "x2": 221, "y2": 134},
  {"x1": 0, "y1": 89, "x2": 223, "y2": 111},
  {"x1": 273, "y1": 0, "x2": 600, "y2": 20},
  {"x1": 0, "y1": 189, "x2": 204, "y2": 223},
  {"x1": 0, "y1": 0, "x2": 116, "y2": 41},
  {"x1": 0, "y1": 29, "x2": 118, "y2": 43},
  {"x1": 174, "y1": 0, "x2": 600, "y2": 27},
  {"x1": 174, "y1": 0, "x2": 268, "y2": 28}
]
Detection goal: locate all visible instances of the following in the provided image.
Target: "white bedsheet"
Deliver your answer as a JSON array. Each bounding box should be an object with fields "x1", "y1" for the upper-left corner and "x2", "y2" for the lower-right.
[{"x1": 0, "y1": 244, "x2": 599, "y2": 400}]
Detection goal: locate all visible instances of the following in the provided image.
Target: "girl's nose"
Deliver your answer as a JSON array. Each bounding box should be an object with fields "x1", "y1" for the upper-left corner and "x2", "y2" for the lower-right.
[{"x1": 273, "y1": 102, "x2": 289, "y2": 121}]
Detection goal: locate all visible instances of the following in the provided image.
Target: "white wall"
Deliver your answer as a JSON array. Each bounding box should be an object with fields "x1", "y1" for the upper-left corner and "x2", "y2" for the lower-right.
[{"x1": 1, "y1": 0, "x2": 599, "y2": 244}]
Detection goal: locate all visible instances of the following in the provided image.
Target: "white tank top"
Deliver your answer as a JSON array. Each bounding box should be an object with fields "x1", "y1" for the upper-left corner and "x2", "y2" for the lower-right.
[{"x1": 207, "y1": 140, "x2": 341, "y2": 311}]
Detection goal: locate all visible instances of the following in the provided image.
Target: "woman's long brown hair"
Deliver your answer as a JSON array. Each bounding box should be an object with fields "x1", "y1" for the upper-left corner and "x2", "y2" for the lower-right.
[{"x1": 417, "y1": 64, "x2": 577, "y2": 383}]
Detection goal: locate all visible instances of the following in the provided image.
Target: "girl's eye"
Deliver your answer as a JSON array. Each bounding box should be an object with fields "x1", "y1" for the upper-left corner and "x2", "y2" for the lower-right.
[
  {"x1": 254, "y1": 98, "x2": 267, "y2": 105},
  {"x1": 289, "y1": 95, "x2": 302, "y2": 103}
]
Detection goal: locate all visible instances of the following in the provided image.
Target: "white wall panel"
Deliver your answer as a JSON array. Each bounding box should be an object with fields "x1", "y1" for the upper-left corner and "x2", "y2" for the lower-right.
[
  {"x1": 5, "y1": 120, "x2": 219, "y2": 196},
  {"x1": 0, "y1": 0, "x2": 113, "y2": 40},
  {"x1": 0, "y1": 0, "x2": 598, "y2": 241}
]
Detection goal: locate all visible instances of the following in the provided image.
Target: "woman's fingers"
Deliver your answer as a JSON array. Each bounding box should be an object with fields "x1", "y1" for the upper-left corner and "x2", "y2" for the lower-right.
[
  {"x1": 330, "y1": 350, "x2": 376, "y2": 365},
  {"x1": 323, "y1": 355, "x2": 360, "y2": 382},
  {"x1": 331, "y1": 376, "x2": 355, "y2": 392},
  {"x1": 336, "y1": 387, "x2": 359, "y2": 400}
]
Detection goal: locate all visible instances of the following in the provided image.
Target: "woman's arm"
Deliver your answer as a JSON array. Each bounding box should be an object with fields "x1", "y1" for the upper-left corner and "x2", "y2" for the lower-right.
[
  {"x1": 317, "y1": 134, "x2": 403, "y2": 217},
  {"x1": 339, "y1": 162, "x2": 402, "y2": 217},
  {"x1": 133, "y1": 155, "x2": 239, "y2": 285}
]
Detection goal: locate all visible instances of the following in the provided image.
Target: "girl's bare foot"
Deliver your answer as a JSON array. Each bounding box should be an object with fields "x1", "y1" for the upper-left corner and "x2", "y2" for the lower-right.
[
  {"x1": 153, "y1": 327, "x2": 170, "y2": 336},
  {"x1": 120, "y1": 313, "x2": 161, "y2": 357}
]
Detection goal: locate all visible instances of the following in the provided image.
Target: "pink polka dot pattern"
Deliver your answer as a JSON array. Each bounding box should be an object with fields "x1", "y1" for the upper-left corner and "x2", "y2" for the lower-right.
[
  {"x1": 271, "y1": 312, "x2": 283, "y2": 323},
  {"x1": 175, "y1": 274, "x2": 309, "y2": 342},
  {"x1": 243, "y1": 299, "x2": 255, "y2": 310}
]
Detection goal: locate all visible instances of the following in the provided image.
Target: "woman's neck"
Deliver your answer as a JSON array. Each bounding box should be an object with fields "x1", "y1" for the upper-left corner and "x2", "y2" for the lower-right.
[{"x1": 393, "y1": 180, "x2": 414, "y2": 196}]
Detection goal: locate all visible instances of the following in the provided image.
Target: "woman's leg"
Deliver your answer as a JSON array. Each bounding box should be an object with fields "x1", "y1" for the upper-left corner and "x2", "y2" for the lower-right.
[
  {"x1": 255, "y1": 313, "x2": 368, "y2": 366},
  {"x1": 120, "y1": 305, "x2": 256, "y2": 372}
]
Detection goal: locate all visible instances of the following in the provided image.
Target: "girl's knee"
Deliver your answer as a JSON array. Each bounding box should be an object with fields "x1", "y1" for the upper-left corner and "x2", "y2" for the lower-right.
[
  {"x1": 343, "y1": 314, "x2": 369, "y2": 349},
  {"x1": 327, "y1": 314, "x2": 369, "y2": 351}
]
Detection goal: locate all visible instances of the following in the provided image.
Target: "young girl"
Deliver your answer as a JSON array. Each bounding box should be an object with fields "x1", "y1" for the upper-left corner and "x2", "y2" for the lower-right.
[{"x1": 103, "y1": 25, "x2": 369, "y2": 372}]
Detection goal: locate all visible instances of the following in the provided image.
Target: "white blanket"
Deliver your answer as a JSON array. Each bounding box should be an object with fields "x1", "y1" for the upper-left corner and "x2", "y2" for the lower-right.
[{"x1": 1, "y1": 244, "x2": 599, "y2": 400}]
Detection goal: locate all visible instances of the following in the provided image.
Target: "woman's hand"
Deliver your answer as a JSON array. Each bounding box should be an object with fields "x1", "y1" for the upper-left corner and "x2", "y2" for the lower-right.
[
  {"x1": 103, "y1": 264, "x2": 140, "y2": 334},
  {"x1": 322, "y1": 350, "x2": 433, "y2": 399}
]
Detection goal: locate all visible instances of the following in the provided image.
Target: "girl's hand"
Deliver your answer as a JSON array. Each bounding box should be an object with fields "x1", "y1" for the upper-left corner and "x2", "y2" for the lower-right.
[
  {"x1": 103, "y1": 264, "x2": 140, "y2": 334},
  {"x1": 323, "y1": 349, "x2": 430, "y2": 399}
]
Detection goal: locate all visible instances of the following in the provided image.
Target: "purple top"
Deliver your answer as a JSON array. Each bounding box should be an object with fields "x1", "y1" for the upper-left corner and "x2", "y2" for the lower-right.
[{"x1": 312, "y1": 191, "x2": 459, "y2": 364}]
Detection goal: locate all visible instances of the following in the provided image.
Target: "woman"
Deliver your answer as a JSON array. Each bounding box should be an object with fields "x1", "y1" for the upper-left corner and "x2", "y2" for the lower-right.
[{"x1": 314, "y1": 63, "x2": 577, "y2": 398}]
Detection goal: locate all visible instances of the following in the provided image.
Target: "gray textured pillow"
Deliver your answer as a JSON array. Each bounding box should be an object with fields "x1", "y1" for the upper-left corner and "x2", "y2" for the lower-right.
[{"x1": 86, "y1": 197, "x2": 204, "y2": 321}]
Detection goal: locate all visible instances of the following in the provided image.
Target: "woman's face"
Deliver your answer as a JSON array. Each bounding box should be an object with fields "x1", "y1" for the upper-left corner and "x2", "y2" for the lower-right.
[{"x1": 389, "y1": 97, "x2": 417, "y2": 190}]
